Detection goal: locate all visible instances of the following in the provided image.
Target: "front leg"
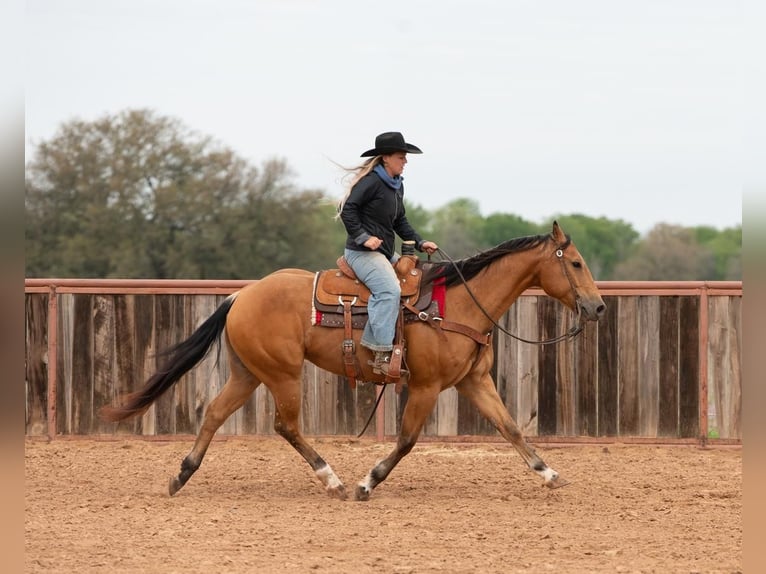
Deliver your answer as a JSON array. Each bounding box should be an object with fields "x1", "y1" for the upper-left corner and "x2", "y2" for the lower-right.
[
  {"x1": 456, "y1": 373, "x2": 569, "y2": 488},
  {"x1": 355, "y1": 385, "x2": 440, "y2": 501}
]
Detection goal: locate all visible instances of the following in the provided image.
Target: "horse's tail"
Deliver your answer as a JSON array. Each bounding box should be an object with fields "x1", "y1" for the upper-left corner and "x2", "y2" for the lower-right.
[{"x1": 100, "y1": 292, "x2": 239, "y2": 423}]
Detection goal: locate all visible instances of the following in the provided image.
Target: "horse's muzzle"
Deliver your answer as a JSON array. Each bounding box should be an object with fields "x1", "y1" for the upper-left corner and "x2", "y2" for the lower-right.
[{"x1": 580, "y1": 300, "x2": 606, "y2": 322}]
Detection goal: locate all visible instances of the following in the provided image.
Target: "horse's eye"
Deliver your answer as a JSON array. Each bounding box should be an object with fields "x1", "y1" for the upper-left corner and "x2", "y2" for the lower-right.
[{"x1": 572, "y1": 261, "x2": 582, "y2": 269}]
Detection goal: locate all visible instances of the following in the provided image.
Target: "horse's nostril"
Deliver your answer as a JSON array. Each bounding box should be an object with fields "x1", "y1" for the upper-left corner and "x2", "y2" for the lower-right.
[{"x1": 596, "y1": 304, "x2": 606, "y2": 315}]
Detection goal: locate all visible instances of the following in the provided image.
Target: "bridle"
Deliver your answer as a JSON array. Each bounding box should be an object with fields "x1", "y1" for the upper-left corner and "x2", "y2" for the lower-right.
[{"x1": 433, "y1": 243, "x2": 584, "y2": 346}]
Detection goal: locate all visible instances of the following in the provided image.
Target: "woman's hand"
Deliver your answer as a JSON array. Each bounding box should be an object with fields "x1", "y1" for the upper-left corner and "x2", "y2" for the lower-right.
[
  {"x1": 363, "y1": 236, "x2": 383, "y2": 250},
  {"x1": 421, "y1": 240, "x2": 438, "y2": 254}
]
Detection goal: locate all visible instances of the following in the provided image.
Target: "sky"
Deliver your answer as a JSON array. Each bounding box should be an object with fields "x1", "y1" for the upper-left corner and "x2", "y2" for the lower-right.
[{"x1": 24, "y1": 0, "x2": 753, "y2": 235}]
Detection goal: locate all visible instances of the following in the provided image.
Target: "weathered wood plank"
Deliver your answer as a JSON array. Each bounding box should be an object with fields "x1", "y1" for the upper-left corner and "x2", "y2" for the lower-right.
[
  {"x1": 537, "y1": 297, "x2": 559, "y2": 435},
  {"x1": 708, "y1": 296, "x2": 742, "y2": 439},
  {"x1": 638, "y1": 297, "x2": 660, "y2": 437},
  {"x1": 24, "y1": 294, "x2": 48, "y2": 436},
  {"x1": 678, "y1": 296, "x2": 700, "y2": 437},
  {"x1": 58, "y1": 294, "x2": 74, "y2": 434},
  {"x1": 70, "y1": 295, "x2": 94, "y2": 435},
  {"x1": 318, "y1": 369, "x2": 340, "y2": 436},
  {"x1": 436, "y1": 387, "x2": 459, "y2": 436},
  {"x1": 92, "y1": 295, "x2": 117, "y2": 434},
  {"x1": 383, "y1": 384, "x2": 398, "y2": 436},
  {"x1": 726, "y1": 296, "x2": 742, "y2": 439},
  {"x1": 335, "y1": 376, "x2": 355, "y2": 435},
  {"x1": 516, "y1": 298, "x2": 539, "y2": 435},
  {"x1": 556, "y1": 309, "x2": 576, "y2": 436},
  {"x1": 575, "y1": 320, "x2": 598, "y2": 436},
  {"x1": 707, "y1": 296, "x2": 725, "y2": 439},
  {"x1": 111, "y1": 295, "x2": 136, "y2": 435},
  {"x1": 135, "y1": 295, "x2": 156, "y2": 435},
  {"x1": 658, "y1": 297, "x2": 680, "y2": 437},
  {"x1": 597, "y1": 296, "x2": 619, "y2": 436},
  {"x1": 618, "y1": 297, "x2": 639, "y2": 436}
]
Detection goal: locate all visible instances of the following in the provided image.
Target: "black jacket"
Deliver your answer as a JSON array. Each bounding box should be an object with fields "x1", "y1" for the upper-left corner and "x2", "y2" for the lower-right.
[{"x1": 340, "y1": 171, "x2": 423, "y2": 260}]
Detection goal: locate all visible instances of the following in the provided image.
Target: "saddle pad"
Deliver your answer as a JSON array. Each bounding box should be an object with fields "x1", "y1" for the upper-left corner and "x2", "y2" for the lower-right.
[{"x1": 314, "y1": 267, "x2": 422, "y2": 306}]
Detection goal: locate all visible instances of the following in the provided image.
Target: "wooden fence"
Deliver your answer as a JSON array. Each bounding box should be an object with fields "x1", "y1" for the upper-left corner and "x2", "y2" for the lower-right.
[{"x1": 25, "y1": 279, "x2": 742, "y2": 445}]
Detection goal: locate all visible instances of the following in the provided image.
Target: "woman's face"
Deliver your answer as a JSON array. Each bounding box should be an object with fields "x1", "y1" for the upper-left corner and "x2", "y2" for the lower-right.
[{"x1": 382, "y1": 152, "x2": 408, "y2": 177}]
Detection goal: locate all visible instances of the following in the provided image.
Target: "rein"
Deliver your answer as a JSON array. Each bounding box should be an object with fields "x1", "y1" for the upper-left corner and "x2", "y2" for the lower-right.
[{"x1": 433, "y1": 246, "x2": 584, "y2": 346}]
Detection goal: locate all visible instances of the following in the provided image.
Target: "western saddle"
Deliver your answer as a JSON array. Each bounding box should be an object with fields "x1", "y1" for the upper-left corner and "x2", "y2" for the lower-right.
[
  {"x1": 312, "y1": 253, "x2": 491, "y2": 391},
  {"x1": 312, "y1": 253, "x2": 435, "y2": 390}
]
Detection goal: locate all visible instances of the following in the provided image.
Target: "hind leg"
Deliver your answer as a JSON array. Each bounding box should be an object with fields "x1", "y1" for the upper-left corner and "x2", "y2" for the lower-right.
[
  {"x1": 456, "y1": 373, "x2": 568, "y2": 488},
  {"x1": 268, "y1": 378, "x2": 348, "y2": 500},
  {"x1": 169, "y1": 349, "x2": 259, "y2": 496}
]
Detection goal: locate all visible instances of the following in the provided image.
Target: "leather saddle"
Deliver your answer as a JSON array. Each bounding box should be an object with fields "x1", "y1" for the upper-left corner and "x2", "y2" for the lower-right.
[
  {"x1": 312, "y1": 255, "x2": 441, "y2": 330},
  {"x1": 312, "y1": 255, "x2": 441, "y2": 390},
  {"x1": 311, "y1": 255, "x2": 489, "y2": 389}
]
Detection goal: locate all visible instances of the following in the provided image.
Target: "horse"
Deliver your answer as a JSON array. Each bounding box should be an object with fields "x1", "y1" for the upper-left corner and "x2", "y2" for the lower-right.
[{"x1": 101, "y1": 221, "x2": 605, "y2": 500}]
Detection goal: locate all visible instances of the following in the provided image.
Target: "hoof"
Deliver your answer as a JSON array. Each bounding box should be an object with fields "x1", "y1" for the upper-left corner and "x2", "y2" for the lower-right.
[
  {"x1": 168, "y1": 477, "x2": 183, "y2": 496},
  {"x1": 327, "y1": 484, "x2": 348, "y2": 501},
  {"x1": 354, "y1": 485, "x2": 372, "y2": 501},
  {"x1": 544, "y1": 476, "x2": 571, "y2": 489}
]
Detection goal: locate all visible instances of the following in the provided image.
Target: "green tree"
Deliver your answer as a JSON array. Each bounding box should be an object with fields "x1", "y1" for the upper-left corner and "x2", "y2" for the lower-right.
[
  {"x1": 429, "y1": 198, "x2": 485, "y2": 258},
  {"x1": 612, "y1": 223, "x2": 716, "y2": 280},
  {"x1": 479, "y1": 213, "x2": 541, "y2": 247},
  {"x1": 692, "y1": 225, "x2": 742, "y2": 280},
  {"x1": 401, "y1": 202, "x2": 434, "y2": 242},
  {"x1": 547, "y1": 214, "x2": 640, "y2": 280},
  {"x1": 26, "y1": 109, "x2": 339, "y2": 278}
]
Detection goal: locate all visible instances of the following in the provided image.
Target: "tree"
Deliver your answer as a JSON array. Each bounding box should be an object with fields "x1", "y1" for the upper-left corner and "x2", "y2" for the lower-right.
[
  {"x1": 692, "y1": 225, "x2": 742, "y2": 280},
  {"x1": 547, "y1": 213, "x2": 640, "y2": 280},
  {"x1": 429, "y1": 198, "x2": 485, "y2": 258},
  {"x1": 479, "y1": 213, "x2": 541, "y2": 247},
  {"x1": 26, "y1": 110, "x2": 742, "y2": 280},
  {"x1": 25, "y1": 109, "x2": 340, "y2": 278},
  {"x1": 611, "y1": 224, "x2": 716, "y2": 280}
]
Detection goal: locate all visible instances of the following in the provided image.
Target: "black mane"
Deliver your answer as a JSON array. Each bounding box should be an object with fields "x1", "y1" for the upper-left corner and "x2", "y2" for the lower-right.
[{"x1": 422, "y1": 232, "x2": 569, "y2": 288}]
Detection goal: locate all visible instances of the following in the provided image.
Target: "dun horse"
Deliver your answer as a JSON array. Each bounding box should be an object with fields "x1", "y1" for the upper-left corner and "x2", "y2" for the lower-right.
[{"x1": 101, "y1": 221, "x2": 605, "y2": 500}]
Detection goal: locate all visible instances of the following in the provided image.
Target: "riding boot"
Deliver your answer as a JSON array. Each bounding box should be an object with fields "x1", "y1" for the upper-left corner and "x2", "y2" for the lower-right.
[{"x1": 368, "y1": 350, "x2": 392, "y2": 376}]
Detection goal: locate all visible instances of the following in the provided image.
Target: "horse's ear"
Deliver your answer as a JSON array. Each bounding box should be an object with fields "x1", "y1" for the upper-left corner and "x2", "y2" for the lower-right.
[{"x1": 551, "y1": 220, "x2": 565, "y2": 242}]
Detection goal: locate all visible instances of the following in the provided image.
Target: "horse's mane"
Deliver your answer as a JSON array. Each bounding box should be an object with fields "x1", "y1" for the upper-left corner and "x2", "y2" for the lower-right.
[{"x1": 422, "y1": 232, "x2": 570, "y2": 288}]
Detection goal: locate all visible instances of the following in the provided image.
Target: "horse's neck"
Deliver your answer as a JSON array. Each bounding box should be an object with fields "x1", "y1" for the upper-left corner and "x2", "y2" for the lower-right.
[{"x1": 448, "y1": 249, "x2": 538, "y2": 326}]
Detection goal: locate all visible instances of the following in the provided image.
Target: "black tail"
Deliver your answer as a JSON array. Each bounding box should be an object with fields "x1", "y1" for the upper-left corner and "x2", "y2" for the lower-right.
[{"x1": 100, "y1": 294, "x2": 238, "y2": 423}]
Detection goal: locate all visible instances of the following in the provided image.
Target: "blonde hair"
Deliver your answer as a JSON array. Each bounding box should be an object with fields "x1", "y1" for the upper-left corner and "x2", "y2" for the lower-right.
[{"x1": 334, "y1": 156, "x2": 383, "y2": 219}]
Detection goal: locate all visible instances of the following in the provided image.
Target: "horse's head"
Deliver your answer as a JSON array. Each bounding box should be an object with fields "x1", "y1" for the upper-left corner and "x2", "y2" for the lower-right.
[{"x1": 539, "y1": 221, "x2": 606, "y2": 322}]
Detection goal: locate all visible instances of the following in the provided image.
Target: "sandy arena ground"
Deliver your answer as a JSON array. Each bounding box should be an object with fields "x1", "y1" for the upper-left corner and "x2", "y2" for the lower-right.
[{"x1": 25, "y1": 437, "x2": 741, "y2": 573}]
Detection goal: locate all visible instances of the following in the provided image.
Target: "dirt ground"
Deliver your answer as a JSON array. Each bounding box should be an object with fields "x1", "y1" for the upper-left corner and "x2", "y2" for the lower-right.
[{"x1": 25, "y1": 437, "x2": 741, "y2": 574}]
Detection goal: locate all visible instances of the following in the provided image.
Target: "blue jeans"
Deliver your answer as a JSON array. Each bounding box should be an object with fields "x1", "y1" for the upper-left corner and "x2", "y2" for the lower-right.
[{"x1": 344, "y1": 249, "x2": 401, "y2": 352}]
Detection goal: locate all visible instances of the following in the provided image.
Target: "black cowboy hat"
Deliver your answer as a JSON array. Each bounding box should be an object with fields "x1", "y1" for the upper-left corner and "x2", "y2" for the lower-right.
[{"x1": 360, "y1": 132, "x2": 423, "y2": 157}]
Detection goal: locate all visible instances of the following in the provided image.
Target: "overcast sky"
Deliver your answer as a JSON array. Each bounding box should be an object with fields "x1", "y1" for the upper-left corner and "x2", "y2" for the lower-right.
[{"x1": 25, "y1": 0, "x2": 749, "y2": 234}]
